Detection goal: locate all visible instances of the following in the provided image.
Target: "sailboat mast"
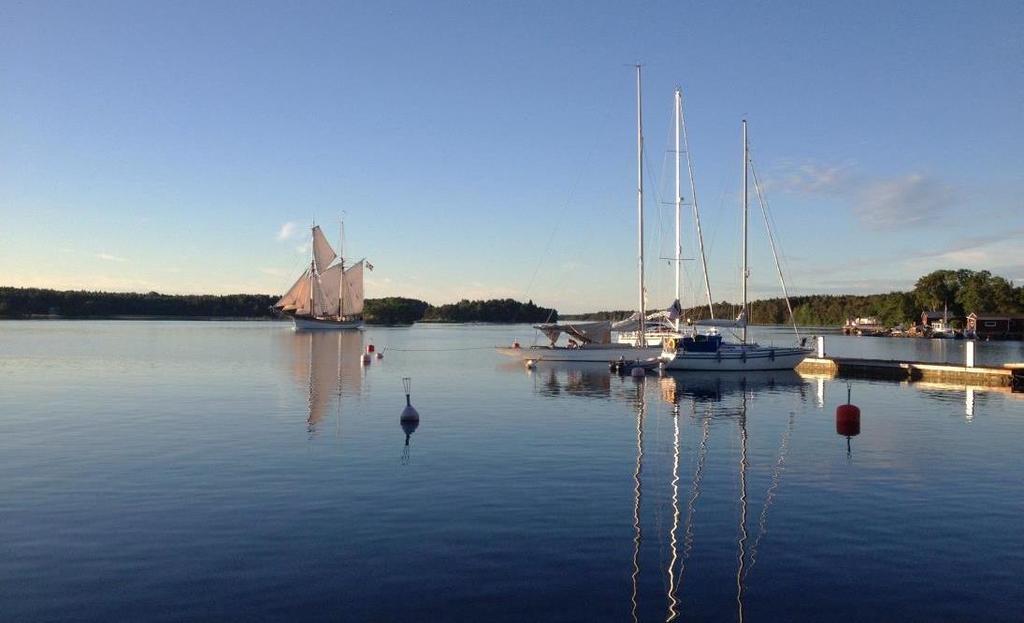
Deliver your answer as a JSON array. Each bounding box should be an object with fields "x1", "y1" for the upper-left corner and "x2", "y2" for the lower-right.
[
  {"x1": 741, "y1": 120, "x2": 749, "y2": 345},
  {"x1": 636, "y1": 64, "x2": 646, "y2": 345},
  {"x1": 674, "y1": 87, "x2": 682, "y2": 332},
  {"x1": 308, "y1": 224, "x2": 316, "y2": 317},
  {"x1": 338, "y1": 219, "x2": 345, "y2": 319}
]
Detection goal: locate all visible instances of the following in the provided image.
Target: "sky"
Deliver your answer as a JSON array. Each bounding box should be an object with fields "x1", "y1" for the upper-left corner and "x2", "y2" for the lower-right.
[{"x1": 1, "y1": 1, "x2": 1021, "y2": 313}]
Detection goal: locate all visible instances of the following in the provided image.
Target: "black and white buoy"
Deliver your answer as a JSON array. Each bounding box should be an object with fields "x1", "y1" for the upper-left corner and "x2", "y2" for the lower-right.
[
  {"x1": 401, "y1": 377, "x2": 420, "y2": 427},
  {"x1": 400, "y1": 377, "x2": 420, "y2": 464}
]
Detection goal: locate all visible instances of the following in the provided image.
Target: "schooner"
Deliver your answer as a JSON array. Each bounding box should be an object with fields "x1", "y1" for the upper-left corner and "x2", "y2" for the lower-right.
[{"x1": 275, "y1": 224, "x2": 370, "y2": 330}]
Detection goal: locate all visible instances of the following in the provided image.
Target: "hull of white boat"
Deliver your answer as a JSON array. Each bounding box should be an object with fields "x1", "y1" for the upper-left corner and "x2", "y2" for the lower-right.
[
  {"x1": 660, "y1": 347, "x2": 810, "y2": 371},
  {"x1": 290, "y1": 315, "x2": 363, "y2": 331},
  {"x1": 496, "y1": 345, "x2": 661, "y2": 363}
]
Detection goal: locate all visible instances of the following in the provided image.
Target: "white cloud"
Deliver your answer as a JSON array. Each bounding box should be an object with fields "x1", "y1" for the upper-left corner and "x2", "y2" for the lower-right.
[
  {"x1": 776, "y1": 162, "x2": 855, "y2": 196},
  {"x1": 855, "y1": 173, "x2": 956, "y2": 229},
  {"x1": 96, "y1": 253, "x2": 128, "y2": 263},
  {"x1": 260, "y1": 267, "x2": 288, "y2": 277},
  {"x1": 771, "y1": 162, "x2": 959, "y2": 230},
  {"x1": 295, "y1": 243, "x2": 310, "y2": 254},
  {"x1": 276, "y1": 221, "x2": 300, "y2": 241}
]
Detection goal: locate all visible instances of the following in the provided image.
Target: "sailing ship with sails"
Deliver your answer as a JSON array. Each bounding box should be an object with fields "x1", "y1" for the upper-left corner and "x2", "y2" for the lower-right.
[{"x1": 274, "y1": 224, "x2": 370, "y2": 330}]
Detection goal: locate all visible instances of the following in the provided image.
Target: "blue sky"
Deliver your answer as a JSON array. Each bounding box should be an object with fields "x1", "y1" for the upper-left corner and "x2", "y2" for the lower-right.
[{"x1": 1, "y1": 1, "x2": 1021, "y2": 313}]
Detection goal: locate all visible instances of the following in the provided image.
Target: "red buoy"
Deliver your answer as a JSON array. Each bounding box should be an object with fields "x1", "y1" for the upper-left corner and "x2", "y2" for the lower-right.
[
  {"x1": 836, "y1": 384, "x2": 861, "y2": 457},
  {"x1": 367, "y1": 344, "x2": 375, "y2": 353},
  {"x1": 836, "y1": 403, "x2": 861, "y2": 437}
]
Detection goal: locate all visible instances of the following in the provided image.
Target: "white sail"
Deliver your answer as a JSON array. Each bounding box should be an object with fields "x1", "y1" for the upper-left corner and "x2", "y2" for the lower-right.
[
  {"x1": 276, "y1": 268, "x2": 312, "y2": 314},
  {"x1": 311, "y1": 273, "x2": 333, "y2": 317},
  {"x1": 317, "y1": 264, "x2": 344, "y2": 316},
  {"x1": 341, "y1": 261, "x2": 364, "y2": 316},
  {"x1": 312, "y1": 225, "x2": 337, "y2": 272}
]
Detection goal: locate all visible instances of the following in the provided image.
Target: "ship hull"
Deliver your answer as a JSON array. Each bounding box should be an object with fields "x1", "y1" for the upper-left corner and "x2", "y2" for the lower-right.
[
  {"x1": 496, "y1": 345, "x2": 660, "y2": 363},
  {"x1": 289, "y1": 315, "x2": 363, "y2": 331},
  {"x1": 660, "y1": 346, "x2": 810, "y2": 371}
]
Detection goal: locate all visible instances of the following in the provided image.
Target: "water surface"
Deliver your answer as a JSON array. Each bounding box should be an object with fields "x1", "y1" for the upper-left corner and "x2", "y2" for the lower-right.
[{"x1": 1, "y1": 321, "x2": 1021, "y2": 621}]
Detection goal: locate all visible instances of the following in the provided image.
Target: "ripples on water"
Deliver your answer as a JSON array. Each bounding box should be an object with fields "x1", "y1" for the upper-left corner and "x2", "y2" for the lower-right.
[{"x1": 0, "y1": 321, "x2": 1022, "y2": 622}]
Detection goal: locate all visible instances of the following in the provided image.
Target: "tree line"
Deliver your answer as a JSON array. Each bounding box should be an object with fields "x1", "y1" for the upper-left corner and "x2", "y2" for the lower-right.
[
  {"x1": 564, "y1": 269, "x2": 1024, "y2": 328},
  {"x1": 0, "y1": 288, "x2": 557, "y2": 324},
  {"x1": 4, "y1": 269, "x2": 1019, "y2": 327}
]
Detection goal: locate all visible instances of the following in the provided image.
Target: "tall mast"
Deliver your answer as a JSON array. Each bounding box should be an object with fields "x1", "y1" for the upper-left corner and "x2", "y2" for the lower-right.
[
  {"x1": 308, "y1": 223, "x2": 315, "y2": 317},
  {"x1": 636, "y1": 64, "x2": 646, "y2": 345},
  {"x1": 338, "y1": 218, "x2": 345, "y2": 319},
  {"x1": 674, "y1": 87, "x2": 682, "y2": 332},
  {"x1": 741, "y1": 120, "x2": 749, "y2": 344}
]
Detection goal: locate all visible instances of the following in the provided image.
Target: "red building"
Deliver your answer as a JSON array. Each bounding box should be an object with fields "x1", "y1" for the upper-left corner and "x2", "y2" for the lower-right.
[{"x1": 966, "y1": 313, "x2": 1024, "y2": 340}]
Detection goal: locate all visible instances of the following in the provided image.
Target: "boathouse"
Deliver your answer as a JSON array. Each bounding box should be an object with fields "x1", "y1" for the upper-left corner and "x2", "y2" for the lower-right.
[
  {"x1": 966, "y1": 313, "x2": 1024, "y2": 340},
  {"x1": 921, "y1": 310, "x2": 959, "y2": 328}
]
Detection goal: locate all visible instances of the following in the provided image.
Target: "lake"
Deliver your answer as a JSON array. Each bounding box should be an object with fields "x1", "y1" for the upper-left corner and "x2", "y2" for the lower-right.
[{"x1": 1, "y1": 321, "x2": 1022, "y2": 621}]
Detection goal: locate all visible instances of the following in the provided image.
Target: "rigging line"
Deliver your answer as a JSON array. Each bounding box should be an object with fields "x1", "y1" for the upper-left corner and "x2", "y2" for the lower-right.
[
  {"x1": 678, "y1": 413, "x2": 710, "y2": 602},
  {"x1": 746, "y1": 410, "x2": 796, "y2": 580},
  {"x1": 749, "y1": 158, "x2": 801, "y2": 340},
  {"x1": 521, "y1": 142, "x2": 597, "y2": 302},
  {"x1": 678, "y1": 90, "x2": 715, "y2": 317},
  {"x1": 642, "y1": 140, "x2": 668, "y2": 306}
]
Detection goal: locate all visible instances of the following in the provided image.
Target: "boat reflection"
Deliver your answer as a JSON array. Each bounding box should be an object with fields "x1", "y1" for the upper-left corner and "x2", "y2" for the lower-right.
[
  {"x1": 628, "y1": 371, "x2": 808, "y2": 622},
  {"x1": 535, "y1": 367, "x2": 613, "y2": 400},
  {"x1": 660, "y1": 370, "x2": 808, "y2": 405},
  {"x1": 283, "y1": 330, "x2": 365, "y2": 433}
]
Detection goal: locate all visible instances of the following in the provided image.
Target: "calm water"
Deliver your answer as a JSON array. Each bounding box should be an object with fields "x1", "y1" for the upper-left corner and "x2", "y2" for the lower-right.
[{"x1": 1, "y1": 321, "x2": 1022, "y2": 622}]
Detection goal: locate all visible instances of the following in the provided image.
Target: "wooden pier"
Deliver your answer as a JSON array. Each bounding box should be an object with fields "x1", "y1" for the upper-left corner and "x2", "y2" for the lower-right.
[{"x1": 798, "y1": 356, "x2": 1023, "y2": 387}]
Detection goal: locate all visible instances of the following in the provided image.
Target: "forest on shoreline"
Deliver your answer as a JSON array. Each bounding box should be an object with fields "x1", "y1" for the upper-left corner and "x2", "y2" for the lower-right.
[
  {"x1": 564, "y1": 269, "x2": 1024, "y2": 328},
  {"x1": 0, "y1": 288, "x2": 556, "y2": 325},
  {"x1": 3, "y1": 270, "x2": 1021, "y2": 327}
]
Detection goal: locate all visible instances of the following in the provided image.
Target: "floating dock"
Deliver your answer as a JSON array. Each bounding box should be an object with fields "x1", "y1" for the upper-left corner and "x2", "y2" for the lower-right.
[{"x1": 798, "y1": 357, "x2": 1023, "y2": 388}]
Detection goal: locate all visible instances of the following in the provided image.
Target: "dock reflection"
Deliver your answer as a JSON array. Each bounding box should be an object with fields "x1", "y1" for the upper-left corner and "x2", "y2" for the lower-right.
[{"x1": 283, "y1": 331, "x2": 364, "y2": 433}]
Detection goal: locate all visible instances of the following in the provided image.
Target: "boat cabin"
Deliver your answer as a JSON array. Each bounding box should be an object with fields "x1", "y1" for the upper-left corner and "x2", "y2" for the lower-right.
[
  {"x1": 966, "y1": 313, "x2": 1024, "y2": 340},
  {"x1": 677, "y1": 333, "x2": 723, "y2": 353}
]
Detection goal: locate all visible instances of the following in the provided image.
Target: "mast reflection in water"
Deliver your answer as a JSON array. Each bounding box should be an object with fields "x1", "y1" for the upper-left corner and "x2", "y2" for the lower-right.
[
  {"x1": 283, "y1": 330, "x2": 365, "y2": 433},
  {"x1": 626, "y1": 370, "x2": 809, "y2": 622}
]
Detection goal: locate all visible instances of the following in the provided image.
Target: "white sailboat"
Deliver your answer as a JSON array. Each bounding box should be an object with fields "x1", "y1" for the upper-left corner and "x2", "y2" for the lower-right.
[
  {"x1": 660, "y1": 121, "x2": 811, "y2": 371},
  {"x1": 274, "y1": 223, "x2": 370, "y2": 331},
  {"x1": 498, "y1": 65, "x2": 662, "y2": 363},
  {"x1": 613, "y1": 85, "x2": 716, "y2": 347}
]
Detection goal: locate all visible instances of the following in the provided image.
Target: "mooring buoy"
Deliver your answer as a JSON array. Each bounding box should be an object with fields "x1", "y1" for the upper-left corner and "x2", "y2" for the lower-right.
[
  {"x1": 836, "y1": 383, "x2": 861, "y2": 456},
  {"x1": 401, "y1": 376, "x2": 419, "y2": 423}
]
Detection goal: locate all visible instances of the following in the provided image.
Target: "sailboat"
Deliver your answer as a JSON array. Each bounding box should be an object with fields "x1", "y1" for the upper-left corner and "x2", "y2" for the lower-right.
[
  {"x1": 660, "y1": 121, "x2": 811, "y2": 371},
  {"x1": 613, "y1": 85, "x2": 716, "y2": 347},
  {"x1": 274, "y1": 223, "x2": 370, "y2": 331},
  {"x1": 497, "y1": 65, "x2": 662, "y2": 363}
]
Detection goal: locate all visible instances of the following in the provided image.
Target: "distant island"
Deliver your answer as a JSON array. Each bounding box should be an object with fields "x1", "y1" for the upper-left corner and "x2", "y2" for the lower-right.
[
  {"x1": 2, "y1": 270, "x2": 1020, "y2": 327},
  {"x1": 0, "y1": 288, "x2": 556, "y2": 325}
]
